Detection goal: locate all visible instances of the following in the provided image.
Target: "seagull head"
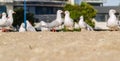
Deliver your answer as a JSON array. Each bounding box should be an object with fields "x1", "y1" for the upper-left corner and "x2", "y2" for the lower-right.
[
  {"x1": 57, "y1": 10, "x2": 63, "y2": 14},
  {"x1": 109, "y1": 9, "x2": 116, "y2": 15},
  {"x1": 8, "y1": 10, "x2": 16, "y2": 14},
  {"x1": 2, "y1": 12, "x2": 6, "y2": 16},
  {"x1": 80, "y1": 16, "x2": 84, "y2": 19},
  {"x1": 79, "y1": 16, "x2": 84, "y2": 22},
  {"x1": 57, "y1": 10, "x2": 63, "y2": 16},
  {"x1": 65, "y1": 11, "x2": 70, "y2": 15}
]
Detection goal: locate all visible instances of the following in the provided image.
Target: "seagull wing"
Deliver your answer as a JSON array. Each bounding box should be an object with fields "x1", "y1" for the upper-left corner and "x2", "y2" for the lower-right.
[
  {"x1": 26, "y1": 21, "x2": 36, "y2": 32},
  {"x1": 47, "y1": 20, "x2": 60, "y2": 28},
  {"x1": 86, "y1": 24, "x2": 94, "y2": 31},
  {"x1": 19, "y1": 23, "x2": 26, "y2": 32}
]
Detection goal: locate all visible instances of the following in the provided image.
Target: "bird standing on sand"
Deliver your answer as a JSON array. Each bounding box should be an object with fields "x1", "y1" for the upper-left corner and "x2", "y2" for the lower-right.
[
  {"x1": 19, "y1": 20, "x2": 36, "y2": 32},
  {"x1": 0, "y1": 12, "x2": 7, "y2": 32},
  {"x1": 40, "y1": 21, "x2": 49, "y2": 31},
  {"x1": 107, "y1": 9, "x2": 119, "y2": 31},
  {"x1": 19, "y1": 23, "x2": 26, "y2": 32},
  {"x1": 1, "y1": 10, "x2": 15, "y2": 32},
  {"x1": 64, "y1": 11, "x2": 74, "y2": 30},
  {"x1": 78, "y1": 16, "x2": 93, "y2": 31},
  {"x1": 74, "y1": 22, "x2": 80, "y2": 29},
  {"x1": 5, "y1": 10, "x2": 15, "y2": 27},
  {"x1": 41, "y1": 10, "x2": 64, "y2": 32}
]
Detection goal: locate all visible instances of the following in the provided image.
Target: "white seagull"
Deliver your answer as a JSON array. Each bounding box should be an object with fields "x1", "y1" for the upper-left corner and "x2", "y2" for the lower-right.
[
  {"x1": 19, "y1": 20, "x2": 36, "y2": 32},
  {"x1": 64, "y1": 11, "x2": 74, "y2": 30},
  {"x1": 42, "y1": 10, "x2": 63, "y2": 32},
  {"x1": 107, "y1": 9, "x2": 119, "y2": 31},
  {"x1": 74, "y1": 22, "x2": 80, "y2": 29},
  {"x1": 0, "y1": 12, "x2": 7, "y2": 27},
  {"x1": 5, "y1": 10, "x2": 15, "y2": 27},
  {"x1": 26, "y1": 20, "x2": 36, "y2": 32},
  {"x1": 40, "y1": 21, "x2": 49, "y2": 31},
  {"x1": 0, "y1": 10, "x2": 15, "y2": 32},
  {"x1": 78, "y1": 16, "x2": 93, "y2": 31},
  {"x1": 19, "y1": 23, "x2": 26, "y2": 32},
  {"x1": 0, "y1": 12, "x2": 8, "y2": 32}
]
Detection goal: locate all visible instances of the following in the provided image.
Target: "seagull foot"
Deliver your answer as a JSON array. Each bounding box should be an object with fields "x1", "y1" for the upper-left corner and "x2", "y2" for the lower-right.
[
  {"x1": 2, "y1": 28, "x2": 9, "y2": 32},
  {"x1": 51, "y1": 29, "x2": 56, "y2": 32}
]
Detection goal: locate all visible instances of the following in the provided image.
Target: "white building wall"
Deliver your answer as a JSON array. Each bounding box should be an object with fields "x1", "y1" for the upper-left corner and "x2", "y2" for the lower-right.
[{"x1": 69, "y1": 0, "x2": 75, "y2": 5}]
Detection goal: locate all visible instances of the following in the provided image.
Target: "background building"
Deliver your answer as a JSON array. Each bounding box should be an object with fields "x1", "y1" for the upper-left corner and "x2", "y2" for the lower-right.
[
  {"x1": 0, "y1": 0, "x2": 13, "y2": 13},
  {"x1": 14, "y1": 0, "x2": 67, "y2": 22},
  {"x1": 82, "y1": 0, "x2": 105, "y2": 6}
]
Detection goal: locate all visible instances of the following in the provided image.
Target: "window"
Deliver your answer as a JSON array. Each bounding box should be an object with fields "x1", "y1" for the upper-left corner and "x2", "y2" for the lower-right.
[
  {"x1": 74, "y1": 0, "x2": 81, "y2": 5},
  {"x1": 26, "y1": 7, "x2": 35, "y2": 14},
  {"x1": 0, "y1": 6, "x2": 6, "y2": 14},
  {"x1": 95, "y1": 14, "x2": 106, "y2": 22},
  {"x1": 35, "y1": 6, "x2": 62, "y2": 15}
]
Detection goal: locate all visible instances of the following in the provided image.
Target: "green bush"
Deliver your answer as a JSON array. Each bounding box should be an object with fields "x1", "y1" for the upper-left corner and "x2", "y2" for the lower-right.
[
  {"x1": 13, "y1": 8, "x2": 35, "y2": 27},
  {"x1": 64, "y1": 2, "x2": 97, "y2": 27}
]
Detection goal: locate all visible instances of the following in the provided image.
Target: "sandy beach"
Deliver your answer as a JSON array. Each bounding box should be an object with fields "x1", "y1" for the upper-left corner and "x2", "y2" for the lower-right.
[{"x1": 0, "y1": 31, "x2": 120, "y2": 61}]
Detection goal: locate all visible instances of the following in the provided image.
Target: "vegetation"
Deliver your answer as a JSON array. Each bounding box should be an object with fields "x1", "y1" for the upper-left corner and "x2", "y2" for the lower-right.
[
  {"x1": 63, "y1": 2, "x2": 97, "y2": 27},
  {"x1": 13, "y1": 8, "x2": 35, "y2": 27}
]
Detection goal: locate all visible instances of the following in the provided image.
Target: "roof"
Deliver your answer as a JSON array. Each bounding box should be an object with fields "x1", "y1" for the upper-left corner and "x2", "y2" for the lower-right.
[{"x1": 94, "y1": 6, "x2": 120, "y2": 14}]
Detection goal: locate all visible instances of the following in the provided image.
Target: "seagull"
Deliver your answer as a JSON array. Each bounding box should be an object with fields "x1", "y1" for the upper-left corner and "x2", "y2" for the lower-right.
[
  {"x1": 5, "y1": 10, "x2": 15, "y2": 27},
  {"x1": 107, "y1": 9, "x2": 119, "y2": 31},
  {"x1": 0, "y1": 12, "x2": 8, "y2": 32},
  {"x1": 19, "y1": 20, "x2": 36, "y2": 32},
  {"x1": 40, "y1": 21, "x2": 49, "y2": 31},
  {"x1": 42, "y1": 10, "x2": 64, "y2": 32},
  {"x1": 0, "y1": 10, "x2": 16, "y2": 32},
  {"x1": 54, "y1": 24, "x2": 64, "y2": 31},
  {"x1": 78, "y1": 16, "x2": 93, "y2": 31},
  {"x1": 0, "y1": 12, "x2": 7, "y2": 27},
  {"x1": 19, "y1": 23, "x2": 26, "y2": 32},
  {"x1": 26, "y1": 20, "x2": 36, "y2": 32},
  {"x1": 34, "y1": 21, "x2": 50, "y2": 31},
  {"x1": 74, "y1": 22, "x2": 80, "y2": 29},
  {"x1": 64, "y1": 11, "x2": 74, "y2": 30}
]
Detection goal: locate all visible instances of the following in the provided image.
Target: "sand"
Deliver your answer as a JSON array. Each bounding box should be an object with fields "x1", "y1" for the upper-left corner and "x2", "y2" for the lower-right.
[{"x1": 0, "y1": 31, "x2": 120, "y2": 61}]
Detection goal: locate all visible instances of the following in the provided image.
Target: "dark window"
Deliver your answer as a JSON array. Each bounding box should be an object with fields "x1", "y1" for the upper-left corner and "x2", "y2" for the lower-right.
[
  {"x1": 95, "y1": 14, "x2": 106, "y2": 22},
  {"x1": 35, "y1": 6, "x2": 62, "y2": 15},
  {"x1": 0, "y1": 6, "x2": 6, "y2": 14}
]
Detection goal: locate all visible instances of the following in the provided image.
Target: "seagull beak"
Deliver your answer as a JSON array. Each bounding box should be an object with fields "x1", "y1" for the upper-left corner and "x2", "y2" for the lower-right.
[
  {"x1": 115, "y1": 11, "x2": 119, "y2": 15},
  {"x1": 13, "y1": 12, "x2": 16, "y2": 14}
]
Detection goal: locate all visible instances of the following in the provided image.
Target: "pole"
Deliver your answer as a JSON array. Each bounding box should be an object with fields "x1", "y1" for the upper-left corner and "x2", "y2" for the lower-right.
[{"x1": 24, "y1": 0, "x2": 27, "y2": 30}]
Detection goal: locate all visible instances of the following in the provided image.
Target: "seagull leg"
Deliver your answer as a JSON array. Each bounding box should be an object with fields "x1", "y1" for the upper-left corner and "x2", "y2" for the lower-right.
[
  {"x1": 2, "y1": 28, "x2": 7, "y2": 32},
  {"x1": 51, "y1": 28, "x2": 56, "y2": 32},
  {"x1": 111, "y1": 28, "x2": 113, "y2": 31}
]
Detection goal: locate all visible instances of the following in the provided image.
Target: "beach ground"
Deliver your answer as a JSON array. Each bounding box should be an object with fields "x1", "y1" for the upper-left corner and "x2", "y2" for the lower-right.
[{"x1": 0, "y1": 31, "x2": 120, "y2": 61}]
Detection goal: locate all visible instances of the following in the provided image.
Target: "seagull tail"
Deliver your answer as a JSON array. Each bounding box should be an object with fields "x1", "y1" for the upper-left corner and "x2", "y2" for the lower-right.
[{"x1": 86, "y1": 24, "x2": 94, "y2": 31}]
